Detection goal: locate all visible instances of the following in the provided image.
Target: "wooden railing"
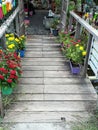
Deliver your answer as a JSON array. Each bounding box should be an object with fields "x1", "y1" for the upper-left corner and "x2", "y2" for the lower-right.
[
  {"x1": 69, "y1": 11, "x2": 98, "y2": 78},
  {"x1": 0, "y1": 7, "x2": 19, "y2": 39}
]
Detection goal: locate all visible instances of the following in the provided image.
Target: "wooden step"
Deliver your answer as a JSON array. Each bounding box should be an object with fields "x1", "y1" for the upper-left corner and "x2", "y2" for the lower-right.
[
  {"x1": 19, "y1": 77, "x2": 91, "y2": 85},
  {"x1": 15, "y1": 93, "x2": 97, "y2": 101},
  {"x1": 21, "y1": 61, "x2": 66, "y2": 66},
  {"x1": 3, "y1": 111, "x2": 90, "y2": 123},
  {"x1": 22, "y1": 57, "x2": 66, "y2": 62},
  {"x1": 22, "y1": 66, "x2": 69, "y2": 71},
  {"x1": 15, "y1": 84, "x2": 96, "y2": 94},
  {"x1": 6, "y1": 101, "x2": 95, "y2": 112}
]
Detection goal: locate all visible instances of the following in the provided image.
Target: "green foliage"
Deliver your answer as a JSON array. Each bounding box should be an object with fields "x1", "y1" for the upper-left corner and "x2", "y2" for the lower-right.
[
  {"x1": 2, "y1": 95, "x2": 17, "y2": 109},
  {"x1": 72, "y1": 108, "x2": 98, "y2": 130},
  {"x1": 51, "y1": 18, "x2": 60, "y2": 29},
  {"x1": 58, "y1": 31, "x2": 87, "y2": 64}
]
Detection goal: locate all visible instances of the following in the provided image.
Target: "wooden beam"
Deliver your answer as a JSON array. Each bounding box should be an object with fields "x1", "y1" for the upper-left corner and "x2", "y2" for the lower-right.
[
  {"x1": 82, "y1": 34, "x2": 93, "y2": 77},
  {"x1": 0, "y1": 92, "x2": 4, "y2": 118},
  {"x1": 68, "y1": 15, "x2": 73, "y2": 31},
  {"x1": 75, "y1": 22, "x2": 81, "y2": 40}
]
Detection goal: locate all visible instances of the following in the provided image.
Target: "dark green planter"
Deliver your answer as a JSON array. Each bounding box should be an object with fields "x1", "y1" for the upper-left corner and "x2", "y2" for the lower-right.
[{"x1": 2, "y1": 87, "x2": 13, "y2": 95}]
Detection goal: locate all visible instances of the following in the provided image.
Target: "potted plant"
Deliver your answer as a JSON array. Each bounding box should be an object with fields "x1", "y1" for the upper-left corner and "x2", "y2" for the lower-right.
[
  {"x1": 0, "y1": 50, "x2": 22, "y2": 95},
  {"x1": 15, "y1": 35, "x2": 26, "y2": 57},
  {"x1": 65, "y1": 40, "x2": 87, "y2": 74},
  {"x1": 5, "y1": 33, "x2": 26, "y2": 57},
  {"x1": 50, "y1": 18, "x2": 60, "y2": 36},
  {"x1": 58, "y1": 31, "x2": 87, "y2": 74}
]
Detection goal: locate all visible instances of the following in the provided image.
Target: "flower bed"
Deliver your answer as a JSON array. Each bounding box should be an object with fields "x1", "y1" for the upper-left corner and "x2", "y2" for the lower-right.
[
  {"x1": 58, "y1": 31, "x2": 87, "y2": 74},
  {"x1": 0, "y1": 32, "x2": 26, "y2": 95},
  {"x1": 0, "y1": 49, "x2": 22, "y2": 95}
]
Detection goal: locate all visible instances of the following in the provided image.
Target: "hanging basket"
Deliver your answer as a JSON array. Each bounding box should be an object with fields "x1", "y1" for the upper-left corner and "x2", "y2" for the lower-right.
[{"x1": 2, "y1": 87, "x2": 13, "y2": 95}]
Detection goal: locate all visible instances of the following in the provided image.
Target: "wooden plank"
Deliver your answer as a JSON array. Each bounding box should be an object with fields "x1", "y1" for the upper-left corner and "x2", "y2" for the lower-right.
[
  {"x1": 7, "y1": 101, "x2": 88, "y2": 112},
  {"x1": 91, "y1": 48, "x2": 98, "y2": 60},
  {"x1": 3, "y1": 111, "x2": 90, "y2": 123},
  {"x1": 93, "y1": 40, "x2": 98, "y2": 51},
  {"x1": 82, "y1": 34, "x2": 93, "y2": 77},
  {"x1": 16, "y1": 93, "x2": 97, "y2": 101},
  {"x1": 75, "y1": 22, "x2": 81, "y2": 40},
  {"x1": 90, "y1": 54, "x2": 98, "y2": 69},
  {"x1": 89, "y1": 60, "x2": 97, "y2": 76}
]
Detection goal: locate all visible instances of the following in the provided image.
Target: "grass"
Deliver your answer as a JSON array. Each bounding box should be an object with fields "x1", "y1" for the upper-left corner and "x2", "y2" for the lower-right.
[{"x1": 71, "y1": 109, "x2": 98, "y2": 130}]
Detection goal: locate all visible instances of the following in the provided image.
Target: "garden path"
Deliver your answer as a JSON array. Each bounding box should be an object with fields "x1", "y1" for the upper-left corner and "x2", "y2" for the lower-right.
[{"x1": 1, "y1": 35, "x2": 97, "y2": 129}]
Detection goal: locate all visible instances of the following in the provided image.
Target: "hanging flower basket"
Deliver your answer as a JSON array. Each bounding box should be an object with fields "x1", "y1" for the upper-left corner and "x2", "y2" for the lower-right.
[
  {"x1": 69, "y1": 60, "x2": 80, "y2": 74},
  {"x1": 2, "y1": 87, "x2": 13, "y2": 95}
]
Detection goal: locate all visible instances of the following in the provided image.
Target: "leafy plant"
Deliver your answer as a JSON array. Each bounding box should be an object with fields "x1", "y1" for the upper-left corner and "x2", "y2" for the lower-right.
[
  {"x1": 58, "y1": 31, "x2": 87, "y2": 64},
  {"x1": 5, "y1": 34, "x2": 26, "y2": 51},
  {"x1": 51, "y1": 18, "x2": 60, "y2": 29},
  {"x1": 0, "y1": 50, "x2": 22, "y2": 90}
]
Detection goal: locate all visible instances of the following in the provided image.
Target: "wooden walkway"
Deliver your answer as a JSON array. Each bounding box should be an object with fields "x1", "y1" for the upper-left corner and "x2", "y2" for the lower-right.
[{"x1": 2, "y1": 35, "x2": 97, "y2": 123}]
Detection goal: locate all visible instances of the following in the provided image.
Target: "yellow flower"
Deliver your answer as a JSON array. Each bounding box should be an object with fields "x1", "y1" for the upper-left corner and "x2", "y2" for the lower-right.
[
  {"x1": 5, "y1": 34, "x2": 9, "y2": 37},
  {"x1": 8, "y1": 37, "x2": 14, "y2": 41},
  {"x1": 10, "y1": 33, "x2": 14, "y2": 37},
  {"x1": 8, "y1": 44, "x2": 15, "y2": 49},
  {"x1": 19, "y1": 38, "x2": 23, "y2": 41},
  {"x1": 6, "y1": 41, "x2": 8, "y2": 45},
  {"x1": 79, "y1": 46, "x2": 84, "y2": 51},
  {"x1": 8, "y1": 45, "x2": 13, "y2": 49},
  {"x1": 82, "y1": 51, "x2": 86, "y2": 56},
  {"x1": 84, "y1": 13, "x2": 89, "y2": 18},
  {"x1": 76, "y1": 44, "x2": 79, "y2": 47},
  {"x1": 15, "y1": 38, "x2": 20, "y2": 42},
  {"x1": 21, "y1": 35, "x2": 25, "y2": 38}
]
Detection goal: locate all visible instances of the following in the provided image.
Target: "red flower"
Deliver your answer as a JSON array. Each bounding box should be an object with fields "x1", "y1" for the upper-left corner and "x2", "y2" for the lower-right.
[
  {"x1": 10, "y1": 70, "x2": 16, "y2": 75},
  {"x1": 14, "y1": 76, "x2": 18, "y2": 79},
  {"x1": 9, "y1": 74, "x2": 15, "y2": 79},
  {"x1": 0, "y1": 68, "x2": 6, "y2": 72},
  {"x1": 0, "y1": 74, "x2": 4, "y2": 80},
  {"x1": 8, "y1": 64, "x2": 16, "y2": 69},
  {"x1": 7, "y1": 79, "x2": 12, "y2": 83}
]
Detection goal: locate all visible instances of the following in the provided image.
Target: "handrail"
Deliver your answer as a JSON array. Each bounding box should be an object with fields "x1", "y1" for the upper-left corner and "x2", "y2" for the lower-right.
[
  {"x1": 70, "y1": 11, "x2": 98, "y2": 39},
  {"x1": 0, "y1": 6, "x2": 19, "y2": 38}
]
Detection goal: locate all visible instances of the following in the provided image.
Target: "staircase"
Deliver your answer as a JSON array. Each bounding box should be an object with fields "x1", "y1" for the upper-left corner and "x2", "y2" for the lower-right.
[{"x1": 2, "y1": 35, "x2": 97, "y2": 125}]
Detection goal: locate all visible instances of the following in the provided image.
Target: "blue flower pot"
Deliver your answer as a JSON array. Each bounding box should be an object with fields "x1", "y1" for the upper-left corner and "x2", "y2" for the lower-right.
[
  {"x1": 19, "y1": 50, "x2": 25, "y2": 58},
  {"x1": 69, "y1": 60, "x2": 80, "y2": 74},
  {"x1": 52, "y1": 29, "x2": 58, "y2": 36}
]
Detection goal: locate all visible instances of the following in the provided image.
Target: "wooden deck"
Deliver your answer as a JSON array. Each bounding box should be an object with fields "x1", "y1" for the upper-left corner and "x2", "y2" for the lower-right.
[{"x1": 2, "y1": 35, "x2": 97, "y2": 123}]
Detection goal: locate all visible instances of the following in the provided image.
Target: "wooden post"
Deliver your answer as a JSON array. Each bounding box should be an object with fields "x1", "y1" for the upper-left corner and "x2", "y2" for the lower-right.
[
  {"x1": 82, "y1": 34, "x2": 93, "y2": 77},
  {"x1": 18, "y1": 0, "x2": 25, "y2": 36},
  {"x1": 68, "y1": 15, "x2": 73, "y2": 31},
  {"x1": 0, "y1": 92, "x2": 4, "y2": 118},
  {"x1": 75, "y1": 22, "x2": 81, "y2": 40},
  {"x1": 14, "y1": 14, "x2": 20, "y2": 36},
  {"x1": 60, "y1": 0, "x2": 69, "y2": 31}
]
